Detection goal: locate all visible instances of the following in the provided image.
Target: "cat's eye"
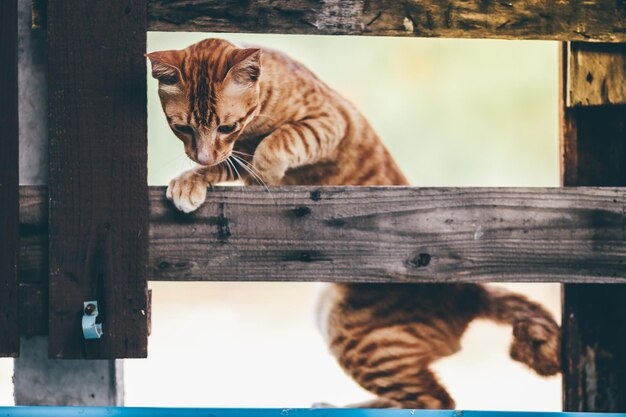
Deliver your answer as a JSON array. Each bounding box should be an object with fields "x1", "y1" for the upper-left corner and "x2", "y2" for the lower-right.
[
  {"x1": 173, "y1": 124, "x2": 194, "y2": 135},
  {"x1": 217, "y1": 123, "x2": 238, "y2": 134}
]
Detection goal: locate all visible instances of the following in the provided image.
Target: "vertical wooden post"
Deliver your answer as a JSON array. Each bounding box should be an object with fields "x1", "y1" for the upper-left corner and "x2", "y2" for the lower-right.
[
  {"x1": 0, "y1": 0, "x2": 20, "y2": 358},
  {"x1": 47, "y1": 0, "x2": 148, "y2": 358},
  {"x1": 561, "y1": 42, "x2": 626, "y2": 412},
  {"x1": 14, "y1": 0, "x2": 124, "y2": 404}
]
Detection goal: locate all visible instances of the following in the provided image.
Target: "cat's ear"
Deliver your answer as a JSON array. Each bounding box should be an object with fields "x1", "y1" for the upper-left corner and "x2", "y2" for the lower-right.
[
  {"x1": 225, "y1": 48, "x2": 261, "y2": 88},
  {"x1": 146, "y1": 50, "x2": 184, "y2": 85}
]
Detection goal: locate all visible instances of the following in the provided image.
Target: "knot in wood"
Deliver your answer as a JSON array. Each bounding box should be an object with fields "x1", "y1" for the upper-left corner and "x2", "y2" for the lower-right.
[
  {"x1": 409, "y1": 253, "x2": 431, "y2": 268},
  {"x1": 293, "y1": 206, "x2": 311, "y2": 217}
]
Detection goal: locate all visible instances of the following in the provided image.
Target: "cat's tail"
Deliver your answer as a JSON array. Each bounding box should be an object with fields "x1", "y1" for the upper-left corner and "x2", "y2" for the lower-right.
[{"x1": 480, "y1": 285, "x2": 561, "y2": 376}]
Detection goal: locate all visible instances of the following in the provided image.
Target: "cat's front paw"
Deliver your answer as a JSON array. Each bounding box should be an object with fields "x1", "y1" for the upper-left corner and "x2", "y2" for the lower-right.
[
  {"x1": 166, "y1": 169, "x2": 209, "y2": 213},
  {"x1": 510, "y1": 319, "x2": 561, "y2": 376}
]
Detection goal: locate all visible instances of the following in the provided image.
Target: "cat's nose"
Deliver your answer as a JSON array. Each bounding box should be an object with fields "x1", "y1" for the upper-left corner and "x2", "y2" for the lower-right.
[
  {"x1": 196, "y1": 143, "x2": 212, "y2": 165},
  {"x1": 196, "y1": 151, "x2": 212, "y2": 165}
]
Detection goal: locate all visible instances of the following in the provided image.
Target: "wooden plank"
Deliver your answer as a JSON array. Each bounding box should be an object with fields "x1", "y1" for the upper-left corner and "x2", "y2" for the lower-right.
[
  {"x1": 19, "y1": 285, "x2": 48, "y2": 337},
  {"x1": 47, "y1": 0, "x2": 148, "y2": 358},
  {"x1": 561, "y1": 42, "x2": 626, "y2": 413},
  {"x1": 18, "y1": 186, "x2": 626, "y2": 285},
  {"x1": 567, "y1": 43, "x2": 626, "y2": 107},
  {"x1": 15, "y1": 1, "x2": 124, "y2": 403},
  {"x1": 563, "y1": 286, "x2": 626, "y2": 412},
  {"x1": 0, "y1": 0, "x2": 20, "y2": 357},
  {"x1": 19, "y1": 186, "x2": 47, "y2": 286},
  {"x1": 562, "y1": 106, "x2": 626, "y2": 185},
  {"x1": 147, "y1": 0, "x2": 626, "y2": 42}
]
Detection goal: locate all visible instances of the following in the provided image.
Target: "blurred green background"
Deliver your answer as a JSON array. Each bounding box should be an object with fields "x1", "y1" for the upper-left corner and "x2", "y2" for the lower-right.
[{"x1": 147, "y1": 33, "x2": 559, "y2": 187}]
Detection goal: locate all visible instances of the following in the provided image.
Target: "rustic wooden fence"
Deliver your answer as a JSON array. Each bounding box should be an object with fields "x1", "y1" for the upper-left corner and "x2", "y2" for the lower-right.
[{"x1": 1, "y1": 0, "x2": 625, "y2": 412}]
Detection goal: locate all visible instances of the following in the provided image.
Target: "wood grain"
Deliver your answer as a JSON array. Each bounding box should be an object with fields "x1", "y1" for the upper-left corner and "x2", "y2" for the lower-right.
[
  {"x1": 18, "y1": 186, "x2": 626, "y2": 285},
  {"x1": 567, "y1": 43, "x2": 626, "y2": 106},
  {"x1": 19, "y1": 187, "x2": 48, "y2": 337},
  {"x1": 0, "y1": 0, "x2": 20, "y2": 357},
  {"x1": 147, "y1": 0, "x2": 626, "y2": 42},
  {"x1": 19, "y1": 285, "x2": 48, "y2": 337},
  {"x1": 47, "y1": 0, "x2": 148, "y2": 359},
  {"x1": 561, "y1": 42, "x2": 626, "y2": 413}
]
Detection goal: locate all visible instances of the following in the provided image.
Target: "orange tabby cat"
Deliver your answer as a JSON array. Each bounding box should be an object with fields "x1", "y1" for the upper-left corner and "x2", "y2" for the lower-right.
[{"x1": 147, "y1": 38, "x2": 560, "y2": 409}]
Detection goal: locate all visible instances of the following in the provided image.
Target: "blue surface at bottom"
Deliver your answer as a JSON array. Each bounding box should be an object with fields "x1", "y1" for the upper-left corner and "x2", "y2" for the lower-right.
[{"x1": 0, "y1": 408, "x2": 625, "y2": 417}]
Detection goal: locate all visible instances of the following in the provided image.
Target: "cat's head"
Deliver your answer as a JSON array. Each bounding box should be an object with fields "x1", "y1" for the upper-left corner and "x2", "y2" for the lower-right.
[{"x1": 147, "y1": 39, "x2": 261, "y2": 166}]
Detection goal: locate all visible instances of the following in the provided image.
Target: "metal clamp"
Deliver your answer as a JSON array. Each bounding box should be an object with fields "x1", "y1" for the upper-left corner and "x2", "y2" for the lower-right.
[{"x1": 82, "y1": 301, "x2": 103, "y2": 340}]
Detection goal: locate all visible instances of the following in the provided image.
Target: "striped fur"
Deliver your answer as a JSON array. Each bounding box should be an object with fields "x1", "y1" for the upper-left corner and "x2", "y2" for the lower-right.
[
  {"x1": 147, "y1": 38, "x2": 406, "y2": 211},
  {"x1": 148, "y1": 38, "x2": 560, "y2": 408},
  {"x1": 318, "y1": 284, "x2": 560, "y2": 409}
]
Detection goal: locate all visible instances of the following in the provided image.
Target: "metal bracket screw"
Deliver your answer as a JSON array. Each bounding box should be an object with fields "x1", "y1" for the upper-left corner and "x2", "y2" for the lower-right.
[{"x1": 82, "y1": 300, "x2": 103, "y2": 340}]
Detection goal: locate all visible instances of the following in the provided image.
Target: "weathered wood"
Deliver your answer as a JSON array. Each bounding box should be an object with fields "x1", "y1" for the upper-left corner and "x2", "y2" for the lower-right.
[
  {"x1": 0, "y1": 0, "x2": 20, "y2": 357},
  {"x1": 561, "y1": 42, "x2": 626, "y2": 413},
  {"x1": 147, "y1": 0, "x2": 626, "y2": 42},
  {"x1": 567, "y1": 43, "x2": 626, "y2": 107},
  {"x1": 31, "y1": 0, "x2": 45, "y2": 29},
  {"x1": 562, "y1": 106, "x2": 626, "y2": 186},
  {"x1": 18, "y1": 186, "x2": 626, "y2": 284},
  {"x1": 18, "y1": 0, "x2": 47, "y2": 187},
  {"x1": 47, "y1": 0, "x2": 148, "y2": 359},
  {"x1": 15, "y1": 0, "x2": 124, "y2": 402},
  {"x1": 19, "y1": 186, "x2": 47, "y2": 285},
  {"x1": 19, "y1": 285, "x2": 48, "y2": 337},
  {"x1": 16, "y1": 0, "x2": 48, "y2": 340},
  {"x1": 561, "y1": 44, "x2": 626, "y2": 186},
  {"x1": 563, "y1": 286, "x2": 626, "y2": 412}
]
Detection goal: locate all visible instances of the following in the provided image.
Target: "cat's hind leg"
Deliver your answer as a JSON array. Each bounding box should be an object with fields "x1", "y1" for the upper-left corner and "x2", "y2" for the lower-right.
[
  {"x1": 357, "y1": 367, "x2": 455, "y2": 409},
  {"x1": 312, "y1": 398, "x2": 403, "y2": 409}
]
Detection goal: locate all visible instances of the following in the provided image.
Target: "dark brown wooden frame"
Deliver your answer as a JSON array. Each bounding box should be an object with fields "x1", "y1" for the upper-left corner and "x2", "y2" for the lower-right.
[
  {"x1": 4, "y1": 0, "x2": 626, "y2": 410},
  {"x1": 561, "y1": 42, "x2": 626, "y2": 412},
  {"x1": 147, "y1": 0, "x2": 626, "y2": 42},
  {"x1": 0, "y1": 0, "x2": 20, "y2": 357},
  {"x1": 47, "y1": 0, "x2": 149, "y2": 359}
]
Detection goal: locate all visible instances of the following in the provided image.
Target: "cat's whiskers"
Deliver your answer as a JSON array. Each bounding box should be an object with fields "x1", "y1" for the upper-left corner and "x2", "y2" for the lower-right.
[
  {"x1": 226, "y1": 156, "x2": 247, "y2": 193},
  {"x1": 229, "y1": 155, "x2": 253, "y2": 187},
  {"x1": 231, "y1": 154, "x2": 273, "y2": 199},
  {"x1": 223, "y1": 158, "x2": 234, "y2": 183},
  {"x1": 231, "y1": 150, "x2": 254, "y2": 158}
]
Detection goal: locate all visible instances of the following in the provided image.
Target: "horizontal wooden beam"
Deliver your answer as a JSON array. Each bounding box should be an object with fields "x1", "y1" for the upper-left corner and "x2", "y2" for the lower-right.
[
  {"x1": 147, "y1": 0, "x2": 626, "y2": 42},
  {"x1": 20, "y1": 186, "x2": 626, "y2": 286}
]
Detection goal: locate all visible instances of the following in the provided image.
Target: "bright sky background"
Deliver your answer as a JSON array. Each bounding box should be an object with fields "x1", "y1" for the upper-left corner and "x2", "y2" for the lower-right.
[{"x1": 1, "y1": 33, "x2": 561, "y2": 410}]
